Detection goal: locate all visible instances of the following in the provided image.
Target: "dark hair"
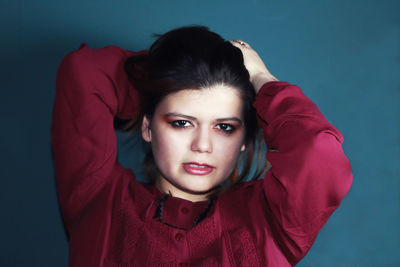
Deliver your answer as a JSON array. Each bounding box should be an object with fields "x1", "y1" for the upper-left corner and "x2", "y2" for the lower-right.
[{"x1": 123, "y1": 26, "x2": 266, "y2": 188}]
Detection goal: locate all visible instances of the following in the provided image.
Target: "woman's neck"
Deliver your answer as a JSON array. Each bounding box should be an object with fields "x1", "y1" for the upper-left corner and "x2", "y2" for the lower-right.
[{"x1": 155, "y1": 177, "x2": 211, "y2": 202}]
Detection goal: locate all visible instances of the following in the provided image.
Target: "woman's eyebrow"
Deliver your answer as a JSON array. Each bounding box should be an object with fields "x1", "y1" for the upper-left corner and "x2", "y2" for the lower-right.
[
  {"x1": 216, "y1": 117, "x2": 243, "y2": 124},
  {"x1": 165, "y1": 113, "x2": 198, "y2": 122},
  {"x1": 165, "y1": 113, "x2": 242, "y2": 124}
]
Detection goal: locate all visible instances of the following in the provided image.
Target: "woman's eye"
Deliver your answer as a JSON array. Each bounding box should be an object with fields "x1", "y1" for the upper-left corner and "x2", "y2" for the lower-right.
[
  {"x1": 215, "y1": 123, "x2": 235, "y2": 133},
  {"x1": 170, "y1": 120, "x2": 192, "y2": 128}
]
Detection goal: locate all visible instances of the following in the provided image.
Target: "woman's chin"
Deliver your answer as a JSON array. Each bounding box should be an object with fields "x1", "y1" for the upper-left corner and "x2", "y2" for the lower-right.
[
  {"x1": 156, "y1": 175, "x2": 223, "y2": 201},
  {"x1": 172, "y1": 184, "x2": 219, "y2": 201}
]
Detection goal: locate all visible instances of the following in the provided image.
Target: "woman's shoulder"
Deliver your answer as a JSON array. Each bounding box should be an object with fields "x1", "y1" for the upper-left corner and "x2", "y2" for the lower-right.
[
  {"x1": 231, "y1": 179, "x2": 264, "y2": 191},
  {"x1": 219, "y1": 179, "x2": 265, "y2": 203},
  {"x1": 215, "y1": 180, "x2": 268, "y2": 230}
]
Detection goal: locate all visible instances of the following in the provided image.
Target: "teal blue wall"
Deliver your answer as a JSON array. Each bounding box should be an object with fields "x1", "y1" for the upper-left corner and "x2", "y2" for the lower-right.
[{"x1": 1, "y1": 0, "x2": 399, "y2": 266}]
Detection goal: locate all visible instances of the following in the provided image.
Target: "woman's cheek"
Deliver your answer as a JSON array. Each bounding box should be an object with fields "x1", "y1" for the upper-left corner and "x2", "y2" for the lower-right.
[
  {"x1": 214, "y1": 136, "x2": 243, "y2": 163},
  {"x1": 215, "y1": 132, "x2": 244, "y2": 152},
  {"x1": 154, "y1": 128, "x2": 189, "y2": 159}
]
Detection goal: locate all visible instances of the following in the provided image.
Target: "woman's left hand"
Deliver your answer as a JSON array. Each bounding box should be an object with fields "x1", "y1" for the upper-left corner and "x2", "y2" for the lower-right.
[{"x1": 231, "y1": 40, "x2": 278, "y2": 93}]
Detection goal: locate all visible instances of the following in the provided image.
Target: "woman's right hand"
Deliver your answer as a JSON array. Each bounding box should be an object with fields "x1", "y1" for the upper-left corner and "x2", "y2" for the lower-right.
[{"x1": 231, "y1": 40, "x2": 278, "y2": 93}]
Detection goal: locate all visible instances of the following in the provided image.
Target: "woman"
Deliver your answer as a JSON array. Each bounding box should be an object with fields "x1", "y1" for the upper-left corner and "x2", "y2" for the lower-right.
[{"x1": 51, "y1": 26, "x2": 352, "y2": 266}]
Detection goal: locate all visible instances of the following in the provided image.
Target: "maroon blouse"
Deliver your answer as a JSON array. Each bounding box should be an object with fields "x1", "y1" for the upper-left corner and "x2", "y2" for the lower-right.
[{"x1": 51, "y1": 44, "x2": 352, "y2": 266}]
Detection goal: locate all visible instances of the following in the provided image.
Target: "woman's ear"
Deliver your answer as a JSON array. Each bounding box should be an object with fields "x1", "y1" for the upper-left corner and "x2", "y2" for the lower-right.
[
  {"x1": 240, "y1": 144, "x2": 246, "y2": 152},
  {"x1": 141, "y1": 115, "x2": 152, "y2": 142}
]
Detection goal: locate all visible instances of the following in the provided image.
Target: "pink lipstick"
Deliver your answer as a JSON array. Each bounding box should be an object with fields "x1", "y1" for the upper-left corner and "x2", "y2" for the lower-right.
[{"x1": 182, "y1": 162, "x2": 214, "y2": 175}]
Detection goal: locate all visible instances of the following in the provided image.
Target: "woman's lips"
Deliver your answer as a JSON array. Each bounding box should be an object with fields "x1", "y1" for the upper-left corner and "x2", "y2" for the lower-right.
[{"x1": 182, "y1": 162, "x2": 214, "y2": 175}]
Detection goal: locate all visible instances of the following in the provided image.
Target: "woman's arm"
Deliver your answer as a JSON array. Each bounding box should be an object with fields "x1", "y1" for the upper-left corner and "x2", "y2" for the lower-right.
[
  {"x1": 51, "y1": 44, "x2": 141, "y2": 229},
  {"x1": 232, "y1": 41, "x2": 353, "y2": 264}
]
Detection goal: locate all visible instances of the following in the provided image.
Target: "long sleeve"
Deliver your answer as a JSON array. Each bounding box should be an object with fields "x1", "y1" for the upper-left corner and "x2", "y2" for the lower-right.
[
  {"x1": 253, "y1": 81, "x2": 353, "y2": 265},
  {"x1": 51, "y1": 44, "x2": 141, "y2": 229}
]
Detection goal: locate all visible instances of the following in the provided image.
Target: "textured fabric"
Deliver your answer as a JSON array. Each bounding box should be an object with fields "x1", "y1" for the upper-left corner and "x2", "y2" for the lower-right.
[{"x1": 51, "y1": 44, "x2": 353, "y2": 267}]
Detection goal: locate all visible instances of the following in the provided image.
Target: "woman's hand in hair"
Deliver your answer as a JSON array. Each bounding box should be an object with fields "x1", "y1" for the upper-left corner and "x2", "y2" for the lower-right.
[{"x1": 231, "y1": 40, "x2": 278, "y2": 93}]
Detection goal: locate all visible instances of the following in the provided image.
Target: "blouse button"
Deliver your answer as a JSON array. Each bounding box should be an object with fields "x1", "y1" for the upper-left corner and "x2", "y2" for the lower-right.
[
  {"x1": 175, "y1": 233, "x2": 184, "y2": 241},
  {"x1": 181, "y1": 207, "x2": 189, "y2": 214}
]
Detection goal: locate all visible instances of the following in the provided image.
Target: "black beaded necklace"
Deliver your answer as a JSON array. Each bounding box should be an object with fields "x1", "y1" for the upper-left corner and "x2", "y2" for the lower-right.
[{"x1": 153, "y1": 193, "x2": 213, "y2": 230}]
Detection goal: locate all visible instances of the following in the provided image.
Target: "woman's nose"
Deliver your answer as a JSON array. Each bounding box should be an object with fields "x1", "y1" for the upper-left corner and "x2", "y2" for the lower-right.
[{"x1": 191, "y1": 128, "x2": 212, "y2": 153}]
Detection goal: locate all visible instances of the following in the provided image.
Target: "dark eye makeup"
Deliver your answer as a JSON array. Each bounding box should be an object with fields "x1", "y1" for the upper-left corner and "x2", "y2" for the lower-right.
[
  {"x1": 215, "y1": 123, "x2": 236, "y2": 133},
  {"x1": 168, "y1": 119, "x2": 237, "y2": 134},
  {"x1": 168, "y1": 120, "x2": 193, "y2": 128}
]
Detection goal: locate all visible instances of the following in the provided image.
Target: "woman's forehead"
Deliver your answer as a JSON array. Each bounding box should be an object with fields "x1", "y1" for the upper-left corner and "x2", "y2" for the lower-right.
[{"x1": 156, "y1": 85, "x2": 244, "y2": 119}]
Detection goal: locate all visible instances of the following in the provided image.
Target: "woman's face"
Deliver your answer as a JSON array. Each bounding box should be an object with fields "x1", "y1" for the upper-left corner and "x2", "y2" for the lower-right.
[{"x1": 141, "y1": 84, "x2": 246, "y2": 202}]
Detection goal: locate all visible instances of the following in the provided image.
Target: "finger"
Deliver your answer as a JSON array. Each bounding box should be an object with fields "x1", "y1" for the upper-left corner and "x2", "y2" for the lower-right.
[
  {"x1": 231, "y1": 40, "x2": 251, "y2": 48},
  {"x1": 230, "y1": 41, "x2": 242, "y2": 50}
]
